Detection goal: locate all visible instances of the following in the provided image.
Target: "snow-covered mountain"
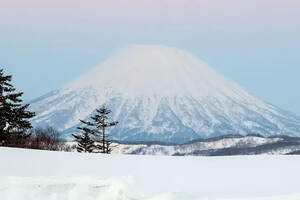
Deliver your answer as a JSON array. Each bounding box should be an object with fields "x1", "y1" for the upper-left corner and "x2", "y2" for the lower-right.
[{"x1": 29, "y1": 45, "x2": 300, "y2": 143}]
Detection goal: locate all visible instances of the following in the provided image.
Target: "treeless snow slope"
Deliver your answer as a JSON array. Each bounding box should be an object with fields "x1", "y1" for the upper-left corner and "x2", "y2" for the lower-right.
[{"x1": 1, "y1": 147, "x2": 300, "y2": 200}]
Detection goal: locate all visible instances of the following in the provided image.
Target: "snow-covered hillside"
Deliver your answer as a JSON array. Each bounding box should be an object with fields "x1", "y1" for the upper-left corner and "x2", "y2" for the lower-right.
[
  {"x1": 1, "y1": 147, "x2": 300, "y2": 200},
  {"x1": 111, "y1": 135, "x2": 300, "y2": 156},
  {"x1": 29, "y1": 45, "x2": 300, "y2": 143}
]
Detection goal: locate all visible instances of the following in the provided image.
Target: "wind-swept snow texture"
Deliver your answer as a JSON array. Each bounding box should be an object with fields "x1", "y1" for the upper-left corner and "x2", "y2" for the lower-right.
[
  {"x1": 1, "y1": 147, "x2": 300, "y2": 200},
  {"x1": 29, "y1": 45, "x2": 300, "y2": 143}
]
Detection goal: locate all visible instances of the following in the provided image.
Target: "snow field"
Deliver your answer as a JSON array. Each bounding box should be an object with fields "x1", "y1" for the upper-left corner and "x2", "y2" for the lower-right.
[{"x1": 1, "y1": 147, "x2": 300, "y2": 200}]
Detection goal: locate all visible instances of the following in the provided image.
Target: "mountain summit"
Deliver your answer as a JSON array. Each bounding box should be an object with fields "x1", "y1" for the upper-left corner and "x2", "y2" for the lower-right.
[
  {"x1": 67, "y1": 45, "x2": 246, "y2": 98},
  {"x1": 30, "y1": 45, "x2": 300, "y2": 143}
]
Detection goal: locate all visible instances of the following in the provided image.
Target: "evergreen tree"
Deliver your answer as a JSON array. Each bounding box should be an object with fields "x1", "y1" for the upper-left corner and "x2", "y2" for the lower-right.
[
  {"x1": 0, "y1": 68, "x2": 35, "y2": 146},
  {"x1": 92, "y1": 106, "x2": 118, "y2": 154},
  {"x1": 72, "y1": 122, "x2": 95, "y2": 153},
  {"x1": 74, "y1": 106, "x2": 118, "y2": 154}
]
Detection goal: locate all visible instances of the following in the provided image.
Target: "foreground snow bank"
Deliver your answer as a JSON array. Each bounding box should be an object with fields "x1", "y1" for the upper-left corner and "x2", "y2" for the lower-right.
[
  {"x1": 1, "y1": 177, "x2": 300, "y2": 200},
  {"x1": 1, "y1": 147, "x2": 300, "y2": 200},
  {"x1": 0, "y1": 177, "x2": 137, "y2": 200}
]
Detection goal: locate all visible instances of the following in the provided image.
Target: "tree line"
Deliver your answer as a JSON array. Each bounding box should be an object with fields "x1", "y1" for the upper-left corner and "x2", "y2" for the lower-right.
[{"x1": 0, "y1": 68, "x2": 118, "y2": 153}]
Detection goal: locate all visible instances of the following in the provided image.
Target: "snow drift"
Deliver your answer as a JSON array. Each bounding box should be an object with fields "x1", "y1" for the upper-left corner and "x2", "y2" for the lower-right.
[{"x1": 29, "y1": 45, "x2": 300, "y2": 143}]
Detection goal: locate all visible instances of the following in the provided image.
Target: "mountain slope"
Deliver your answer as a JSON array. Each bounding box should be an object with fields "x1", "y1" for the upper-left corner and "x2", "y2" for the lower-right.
[
  {"x1": 109, "y1": 135, "x2": 300, "y2": 156},
  {"x1": 29, "y1": 45, "x2": 300, "y2": 143}
]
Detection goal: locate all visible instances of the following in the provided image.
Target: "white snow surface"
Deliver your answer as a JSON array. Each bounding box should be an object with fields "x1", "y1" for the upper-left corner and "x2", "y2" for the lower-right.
[
  {"x1": 29, "y1": 45, "x2": 300, "y2": 142},
  {"x1": 1, "y1": 147, "x2": 300, "y2": 200},
  {"x1": 66, "y1": 45, "x2": 249, "y2": 98}
]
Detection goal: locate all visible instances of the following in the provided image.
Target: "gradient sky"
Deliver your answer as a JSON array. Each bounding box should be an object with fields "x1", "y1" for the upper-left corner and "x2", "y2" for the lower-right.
[{"x1": 1, "y1": 0, "x2": 300, "y2": 115}]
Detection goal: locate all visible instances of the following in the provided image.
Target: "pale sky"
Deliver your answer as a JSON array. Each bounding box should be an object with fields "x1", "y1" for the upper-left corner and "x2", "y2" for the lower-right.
[{"x1": 1, "y1": 0, "x2": 300, "y2": 115}]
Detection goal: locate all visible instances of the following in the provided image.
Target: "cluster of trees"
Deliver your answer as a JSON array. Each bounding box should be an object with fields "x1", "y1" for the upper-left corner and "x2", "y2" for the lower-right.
[
  {"x1": 0, "y1": 68, "x2": 118, "y2": 153},
  {"x1": 0, "y1": 69, "x2": 35, "y2": 147},
  {"x1": 73, "y1": 107, "x2": 118, "y2": 153},
  {"x1": 0, "y1": 69, "x2": 68, "y2": 151},
  {"x1": 27, "y1": 127, "x2": 67, "y2": 151}
]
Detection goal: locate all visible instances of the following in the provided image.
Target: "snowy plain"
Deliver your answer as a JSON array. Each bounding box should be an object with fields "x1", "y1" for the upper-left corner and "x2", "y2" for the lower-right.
[{"x1": 1, "y1": 147, "x2": 300, "y2": 200}]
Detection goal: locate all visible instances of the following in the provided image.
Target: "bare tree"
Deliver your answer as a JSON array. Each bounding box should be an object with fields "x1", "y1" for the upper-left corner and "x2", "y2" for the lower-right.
[{"x1": 28, "y1": 127, "x2": 65, "y2": 151}]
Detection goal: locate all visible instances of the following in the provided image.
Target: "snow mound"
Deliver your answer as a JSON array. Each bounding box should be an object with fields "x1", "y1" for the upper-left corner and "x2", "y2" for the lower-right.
[
  {"x1": 0, "y1": 177, "x2": 136, "y2": 200},
  {"x1": 1, "y1": 177, "x2": 300, "y2": 200}
]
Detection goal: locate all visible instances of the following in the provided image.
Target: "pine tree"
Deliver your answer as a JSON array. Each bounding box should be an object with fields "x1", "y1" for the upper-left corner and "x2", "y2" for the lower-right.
[
  {"x1": 92, "y1": 106, "x2": 118, "y2": 154},
  {"x1": 72, "y1": 122, "x2": 95, "y2": 153},
  {"x1": 0, "y1": 69, "x2": 35, "y2": 146},
  {"x1": 74, "y1": 106, "x2": 118, "y2": 154}
]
